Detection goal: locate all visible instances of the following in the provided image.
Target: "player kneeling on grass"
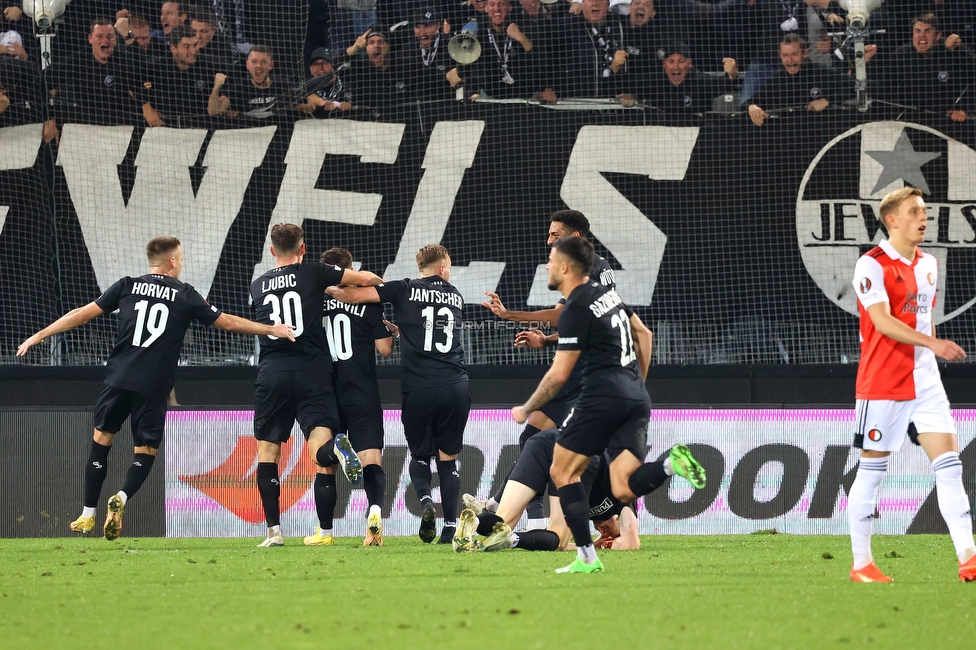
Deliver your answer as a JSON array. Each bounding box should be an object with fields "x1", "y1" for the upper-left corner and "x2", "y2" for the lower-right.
[
  {"x1": 17, "y1": 237, "x2": 296, "y2": 541},
  {"x1": 847, "y1": 188, "x2": 976, "y2": 583},
  {"x1": 512, "y1": 236, "x2": 705, "y2": 574},
  {"x1": 454, "y1": 428, "x2": 641, "y2": 552},
  {"x1": 250, "y1": 224, "x2": 384, "y2": 548}
]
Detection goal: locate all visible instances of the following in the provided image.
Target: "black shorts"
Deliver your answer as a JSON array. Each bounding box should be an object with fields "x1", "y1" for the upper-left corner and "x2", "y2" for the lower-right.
[
  {"x1": 584, "y1": 456, "x2": 623, "y2": 522},
  {"x1": 556, "y1": 393, "x2": 650, "y2": 461},
  {"x1": 539, "y1": 396, "x2": 575, "y2": 429},
  {"x1": 509, "y1": 428, "x2": 559, "y2": 495},
  {"x1": 401, "y1": 382, "x2": 471, "y2": 458},
  {"x1": 337, "y1": 401, "x2": 385, "y2": 451},
  {"x1": 254, "y1": 368, "x2": 339, "y2": 443},
  {"x1": 92, "y1": 384, "x2": 167, "y2": 449}
]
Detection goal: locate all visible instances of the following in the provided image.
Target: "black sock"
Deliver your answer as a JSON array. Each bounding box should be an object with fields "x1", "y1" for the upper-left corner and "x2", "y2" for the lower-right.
[
  {"x1": 119, "y1": 453, "x2": 155, "y2": 500},
  {"x1": 436, "y1": 459, "x2": 460, "y2": 523},
  {"x1": 628, "y1": 460, "x2": 670, "y2": 497},
  {"x1": 315, "y1": 439, "x2": 338, "y2": 467},
  {"x1": 518, "y1": 424, "x2": 541, "y2": 449},
  {"x1": 363, "y1": 463, "x2": 385, "y2": 509},
  {"x1": 83, "y1": 441, "x2": 112, "y2": 508},
  {"x1": 476, "y1": 510, "x2": 503, "y2": 537},
  {"x1": 256, "y1": 462, "x2": 281, "y2": 527},
  {"x1": 514, "y1": 529, "x2": 560, "y2": 551},
  {"x1": 314, "y1": 473, "x2": 337, "y2": 530},
  {"x1": 491, "y1": 464, "x2": 516, "y2": 504},
  {"x1": 409, "y1": 457, "x2": 433, "y2": 504},
  {"x1": 526, "y1": 493, "x2": 545, "y2": 520},
  {"x1": 557, "y1": 483, "x2": 593, "y2": 548}
]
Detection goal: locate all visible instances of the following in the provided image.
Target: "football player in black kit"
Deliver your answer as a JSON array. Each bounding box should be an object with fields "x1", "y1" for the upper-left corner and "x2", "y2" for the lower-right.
[
  {"x1": 512, "y1": 236, "x2": 705, "y2": 574},
  {"x1": 327, "y1": 244, "x2": 470, "y2": 545},
  {"x1": 455, "y1": 428, "x2": 641, "y2": 553},
  {"x1": 17, "y1": 237, "x2": 296, "y2": 540},
  {"x1": 321, "y1": 247, "x2": 395, "y2": 546},
  {"x1": 250, "y1": 225, "x2": 383, "y2": 548},
  {"x1": 478, "y1": 210, "x2": 614, "y2": 528}
]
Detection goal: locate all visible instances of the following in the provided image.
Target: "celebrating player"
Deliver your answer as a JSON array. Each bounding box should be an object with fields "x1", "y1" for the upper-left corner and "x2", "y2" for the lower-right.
[
  {"x1": 250, "y1": 224, "x2": 383, "y2": 548},
  {"x1": 847, "y1": 188, "x2": 976, "y2": 583},
  {"x1": 17, "y1": 237, "x2": 296, "y2": 540},
  {"x1": 327, "y1": 244, "x2": 470, "y2": 545},
  {"x1": 321, "y1": 247, "x2": 395, "y2": 546},
  {"x1": 480, "y1": 209, "x2": 615, "y2": 527},
  {"x1": 512, "y1": 236, "x2": 705, "y2": 574},
  {"x1": 456, "y1": 428, "x2": 641, "y2": 553}
]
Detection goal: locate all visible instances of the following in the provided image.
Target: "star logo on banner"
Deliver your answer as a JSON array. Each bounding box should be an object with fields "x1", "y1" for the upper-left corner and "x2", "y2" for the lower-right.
[{"x1": 865, "y1": 130, "x2": 941, "y2": 195}]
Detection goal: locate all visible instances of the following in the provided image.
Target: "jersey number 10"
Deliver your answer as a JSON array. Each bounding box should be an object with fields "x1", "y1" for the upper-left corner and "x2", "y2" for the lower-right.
[{"x1": 325, "y1": 314, "x2": 353, "y2": 362}]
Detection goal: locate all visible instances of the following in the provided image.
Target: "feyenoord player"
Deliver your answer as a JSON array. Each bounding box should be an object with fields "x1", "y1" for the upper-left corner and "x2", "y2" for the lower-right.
[
  {"x1": 848, "y1": 188, "x2": 976, "y2": 583},
  {"x1": 16, "y1": 237, "x2": 296, "y2": 540},
  {"x1": 480, "y1": 210, "x2": 615, "y2": 527},
  {"x1": 512, "y1": 236, "x2": 705, "y2": 574},
  {"x1": 321, "y1": 247, "x2": 395, "y2": 546},
  {"x1": 455, "y1": 428, "x2": 641, "y2": 553},
  {"x1": 327, "y1": 244, "x2": 470, "y2": 545},
  {"x1": 251, "y1": 224, "x2": 383, "y2": 548}
]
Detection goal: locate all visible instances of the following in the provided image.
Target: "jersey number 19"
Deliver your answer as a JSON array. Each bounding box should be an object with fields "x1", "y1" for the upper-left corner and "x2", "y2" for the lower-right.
[{"x1": 131, "y1": 300, "x2": 169, "y2": 348}]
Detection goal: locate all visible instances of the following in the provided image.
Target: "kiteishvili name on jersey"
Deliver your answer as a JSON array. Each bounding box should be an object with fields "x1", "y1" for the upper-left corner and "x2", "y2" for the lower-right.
[
  {"x1": 409, "y1": 287, "x2": 463, "y2": 309},
  {"x1": 325, "y1": 298, "x2": 367, "y2": 318}
]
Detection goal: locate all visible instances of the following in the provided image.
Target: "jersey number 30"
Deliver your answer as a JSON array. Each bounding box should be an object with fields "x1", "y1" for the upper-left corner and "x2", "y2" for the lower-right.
[
  {"x1": 131, "y1": 300, "x2": 169, "y2": 348},
  {"x1": 264, "y1": 291, "x2": 305, "y2": 340}
]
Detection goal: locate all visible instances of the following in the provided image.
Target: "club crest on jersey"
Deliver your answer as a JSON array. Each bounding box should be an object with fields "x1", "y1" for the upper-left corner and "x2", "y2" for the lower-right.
[
  {"x1": 796, "y1": 123, "x2": 976, "y2": 324},
  {"x1": 868, "y1": 429, "x2": 882, "y2": 442}
]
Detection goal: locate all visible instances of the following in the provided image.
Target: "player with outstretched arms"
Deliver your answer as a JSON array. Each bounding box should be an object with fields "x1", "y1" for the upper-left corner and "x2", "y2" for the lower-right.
[
  {"x1": 250, "y1": 224, "x2": 383, "y2": 548},
  {"x1": 511, "y1": 236, "x2": 705, "y2": 574},
  {"x1": 320, "y1": 247, "x2": 395, "y2": 546},
  {"x1": 328, "y1": 244, "x2": 470, "y2": 545},
  {"x1": 847, "y1": 187, "x2": 976, "y2": 583},
  {"x1": 17, "y1": 237, "x2": 296, "y2": 540}
]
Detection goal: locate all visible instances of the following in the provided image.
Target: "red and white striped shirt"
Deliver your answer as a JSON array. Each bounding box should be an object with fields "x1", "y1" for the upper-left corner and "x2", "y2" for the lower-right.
[{"x1": 853, "y1": 239, "x2": 940, "y2": 400}]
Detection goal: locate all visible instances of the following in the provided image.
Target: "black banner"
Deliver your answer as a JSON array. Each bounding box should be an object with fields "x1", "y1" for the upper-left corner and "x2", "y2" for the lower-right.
[{"x1": 2, "y1": 105, "x2": 975, "y2": 365}]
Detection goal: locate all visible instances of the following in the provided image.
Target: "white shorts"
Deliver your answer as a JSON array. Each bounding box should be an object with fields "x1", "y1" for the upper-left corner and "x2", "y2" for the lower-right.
[{"x1": 854, "y1": 382, "x2": 956, "y2": 453}]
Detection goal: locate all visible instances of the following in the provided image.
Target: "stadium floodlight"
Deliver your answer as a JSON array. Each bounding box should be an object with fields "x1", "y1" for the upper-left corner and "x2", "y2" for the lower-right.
[
  {"x1": 838, "y1": 0, "x2": 883, "y2": 30},
  {"x1": 21, "y1": 0, "x2": 72, "y2": 69}
]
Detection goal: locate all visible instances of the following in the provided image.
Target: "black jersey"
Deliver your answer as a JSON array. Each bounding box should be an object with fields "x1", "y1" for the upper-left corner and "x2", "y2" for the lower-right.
[
  {"x1": 47, "y1": 53, "x2": 143, "y2": 125},
  {"x1": 324, "y1": 298, "x2": 389, "y2": 405},
  {"x1": 751, "y1": 63, "x2": 852, "y2": 111},
  {"x1": 557, "y1": 281, "x2": 647, "y2": 400},
  {"x1": 224, "y1": 75, "x2": 285, "y2": 119},
  {"x1": 555, "y1": 254, "x2": 616, "y2": 400},
  {"x1": 375, "y1": 276, "x2": 467, "y2": 391},
  {"x1": 95, "y1": 274, "x2": 221, "y2": 398},
  {"x1": 251, "y1": 262, "x2": 346, "y2": 372},
  {"x1": 584, "y1": 452, "x2": 623, "y2": 522}
]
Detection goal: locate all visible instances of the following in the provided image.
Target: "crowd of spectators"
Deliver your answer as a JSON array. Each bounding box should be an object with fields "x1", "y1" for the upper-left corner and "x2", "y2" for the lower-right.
[{"x1": 0, "y1": 0, "x2": 973, "y2": 130}]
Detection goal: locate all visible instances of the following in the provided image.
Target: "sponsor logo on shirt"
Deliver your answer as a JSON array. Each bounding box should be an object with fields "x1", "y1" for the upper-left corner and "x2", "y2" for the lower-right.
[
  {"x1": 938, "y1": 71, "x2": 949, "y2": 83},
  {"x1": 810, "y1": 86, "x2": 821, "y2": 98},
  {"x1": 558, "y1": 336, "x2": 578, "y2": 344}
]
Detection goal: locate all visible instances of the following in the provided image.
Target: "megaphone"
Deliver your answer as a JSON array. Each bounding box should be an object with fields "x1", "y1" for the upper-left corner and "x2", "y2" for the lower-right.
[
  {"x1": 449, "y1": 21, "x2": 481, "y2": 65},
  {"x1": 539, "y1": 0, "x2": 560, "y2": 4}
]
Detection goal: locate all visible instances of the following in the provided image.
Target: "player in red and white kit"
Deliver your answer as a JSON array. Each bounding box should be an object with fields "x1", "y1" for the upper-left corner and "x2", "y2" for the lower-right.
[{"x1": 848, "y1": 187, "x2": 976, "y2": 583}]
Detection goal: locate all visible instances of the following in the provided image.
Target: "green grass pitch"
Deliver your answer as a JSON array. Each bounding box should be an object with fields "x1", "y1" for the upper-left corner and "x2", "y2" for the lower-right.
[{"x1": 1, "y1": 534, "x2": 973, "y2": 649}]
